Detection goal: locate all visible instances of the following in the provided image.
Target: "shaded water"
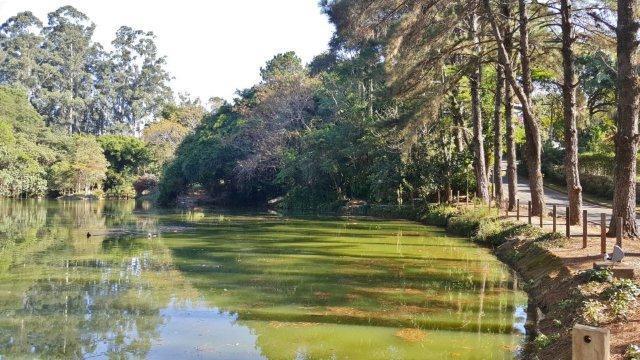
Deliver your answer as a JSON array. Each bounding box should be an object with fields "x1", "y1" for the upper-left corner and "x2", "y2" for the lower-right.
[{"x1": 0, "y1": 200, "x2": 527, "y2": 359}]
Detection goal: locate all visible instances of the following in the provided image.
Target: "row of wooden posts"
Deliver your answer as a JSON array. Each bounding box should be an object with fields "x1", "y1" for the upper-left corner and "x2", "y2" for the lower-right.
[{"x1": 436, "y1": 189, "x2": 624, "y2": 254}]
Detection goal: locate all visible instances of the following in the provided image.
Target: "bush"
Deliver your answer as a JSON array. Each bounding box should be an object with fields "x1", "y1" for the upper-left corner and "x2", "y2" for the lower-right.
[
  {"x1": 581, "y1": 299, "x2": 607, "y2": 325},
  {"x1": 626, "y1": 345, "x2": 640, "y2": 360},
  {"x1": 420, "y1": 204, "x2": 457, "y2": 226},
  {"x1": 584, "y1": 268, "x2": 613, "y2": 283}
]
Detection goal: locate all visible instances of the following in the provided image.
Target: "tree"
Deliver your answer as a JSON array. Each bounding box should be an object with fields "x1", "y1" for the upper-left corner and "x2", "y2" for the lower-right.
[
  {"x1": 493, "y1": 64, "x2": 504, "y2": 207},
  {"x1": 560, "y1": 0, "x2": 583, "y2": 224},
  {"x1": 111, "y1": 26, "x2": 173, "y2": 134},
  {"x1": 70, "y1": 135, "x2": 108, "y2": 194},
  {"x1": 97, "y1": 134, "x2": 151, "y2": 174},
  {"x1": 0, "y1": 12, "x2": 43, "y2": 93},
  {"x1": 484, "y1": 0, "x2": 546, "y2": 215},
  {"x1": 38, "y1": 6, "x2": 96, "y2": 132},
  {"x1": 502, "y1": 1, "x2": 518, "y2": 211},
  {"x1": 469, "y1": 8, "x2": 490, "y2": 203},
  {"x1": 609, "y1": 0, "x2": 640, "y2": 237}
]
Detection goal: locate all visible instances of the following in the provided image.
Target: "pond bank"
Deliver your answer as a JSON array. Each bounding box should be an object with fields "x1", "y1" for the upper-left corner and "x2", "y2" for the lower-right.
[{"x1": 357, "y1": 203, "x2": 640, "y2": 360}]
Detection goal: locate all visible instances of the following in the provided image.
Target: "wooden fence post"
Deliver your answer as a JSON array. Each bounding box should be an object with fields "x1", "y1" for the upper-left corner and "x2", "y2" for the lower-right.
[
  {"x1": 528, "y1": 201, "x2": 532, "y2": 225},
  {"x1": 553, "y1": 205, "x2": 557, "y2": 233},
  {"x1": 457, "y1": 190, "x2": 460, "y2": 204},
  {"x1": 437, "y1": 191, "x2": 441, "y2": 204},
  {"x1": 516, "y1": 199, "x2": 520, "y2": 221},
  {"x1": 572, "y1": 324, "x2": 610, "y2": 360},
  {"x1": 617, "y1": 217, "x2": 623, "y2": 247},
  {"x1": 540, "y1": 206, "x2": 544, "y2": 228},
  {"x1": 600, "y1": 213, "x2": 606, "y2": 255},
  {"x1": 566, "y1": 206, "x2": 571, "y2": 238},
  {"x1": 582, "y1": 210, "x2": 588, "y2": 249}
]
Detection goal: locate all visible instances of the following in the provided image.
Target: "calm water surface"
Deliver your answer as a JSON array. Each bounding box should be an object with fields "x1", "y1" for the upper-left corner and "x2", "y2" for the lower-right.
[{"x1": 0, "y1": 200, "x2": 527, "y2": 359}]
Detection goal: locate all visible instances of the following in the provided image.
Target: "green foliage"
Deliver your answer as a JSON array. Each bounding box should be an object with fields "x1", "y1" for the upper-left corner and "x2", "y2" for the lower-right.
[
  {"x1": 98, "y1": 135, "x2": 151, "y2": 173},
  {"x1": 626, "y1": 345, "x2": 640, "y2": 360},
  {"x1": 533, "y1": 333, "x2": 557, "y2": 349},
  {"x1": 581, "y1": 299, "x2": 607, "y2": 325},
  {"x1": 603, "y1": 279, "x2": 640, "y2": 319},
  {"x1": 585, "y1": 268, "x2": 613, "y2": 283}
]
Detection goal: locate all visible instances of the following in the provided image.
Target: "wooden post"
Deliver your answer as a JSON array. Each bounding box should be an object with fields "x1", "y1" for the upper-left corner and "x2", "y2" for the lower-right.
[
  {"x1": 466, "y1": 189, "x2": 469, "y2": 205},
  {"x1": 457, "y1": 190, "x2": 460, "y2": 204},
  {"x1": 600, "y1": 213, "x2": 606, "y2": 255},
  {"x1": 583, "y1": 210, "x2": 588, "y2": 249},
  {"x1": 516, "y1": 199, "x2": 520, "y2": 221},
  {"x1": 617, "y1": 217, "x2": 623, "y2": 247},
  {"x1": 539, "y1": 206, "x2": 544, "y2": 228},
  {"x1": 528, "y1": 201, "x2": 532, "y2": 225},
  {"x1": 437, "y1": 191, "x2": 441, "y2": 204},
  {"x1": 572, "y1": 324, "x2": 610, "y2": 360},
  {"x1": 566, "y1": 206, "x2": 571, "y2": 238},
  {"x1": 553, "y1": 205, "x2": 557, "y2": 233}
]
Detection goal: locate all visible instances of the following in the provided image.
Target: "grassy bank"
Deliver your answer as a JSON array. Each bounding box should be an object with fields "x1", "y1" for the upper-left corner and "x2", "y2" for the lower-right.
[{"x1": 360, "y1": 203, "x2": 640, "y2": 360}]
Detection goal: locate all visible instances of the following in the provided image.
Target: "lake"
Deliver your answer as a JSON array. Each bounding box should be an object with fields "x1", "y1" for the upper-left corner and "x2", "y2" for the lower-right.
[{"x1": 0, "y1": 200, "x2": 527, "y2": 359}]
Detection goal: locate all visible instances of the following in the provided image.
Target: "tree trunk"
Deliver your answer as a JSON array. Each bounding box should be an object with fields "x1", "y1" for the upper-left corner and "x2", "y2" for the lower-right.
[
  {"x1": 493, "y1": 64, "x2": 504, "y2": 208},
  {"x1": 561, "y1": 0, "x2": 583, "y2": 225},
  {"x1": 517, "y1": 0, "x2": 545, "y2": 216},
  {"x1": 450, "y1": 87, "x2": 466, "y2": 153},
  {"x1": 609, "y1": 0, "x2": 640, "y2": 237},
  {"x1": 484, "y1": 0, "x2": 544, "y2": 215},
  {"x1": 469, "y1": 10, "x2": 490, "y2": 203},
  {"x1": 502, "y1": 1, "x2": 518, "y2": 211}
]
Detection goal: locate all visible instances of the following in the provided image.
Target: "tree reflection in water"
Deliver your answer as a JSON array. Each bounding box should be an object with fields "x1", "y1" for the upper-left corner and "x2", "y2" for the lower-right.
[{"x1": 0, "y1": 200, "x2": 527, "y2": 359}]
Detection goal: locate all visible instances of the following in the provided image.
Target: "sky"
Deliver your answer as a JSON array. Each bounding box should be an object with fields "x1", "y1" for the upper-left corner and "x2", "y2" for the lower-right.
[{"x1": 0, "y1": 0, "x2": 335, "y2": 101}]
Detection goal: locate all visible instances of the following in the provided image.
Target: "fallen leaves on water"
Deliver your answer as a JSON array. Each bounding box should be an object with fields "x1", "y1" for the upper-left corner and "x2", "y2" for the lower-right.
[
  {"x1": 268, "y1": 321, "x2": 318, "y2": 329},
  {"x1": 395, "y1": 328, "x2": 428, "y2": 342}
]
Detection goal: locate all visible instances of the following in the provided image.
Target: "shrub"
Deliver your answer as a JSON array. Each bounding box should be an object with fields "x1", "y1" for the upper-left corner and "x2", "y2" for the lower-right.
[
  {"x1": 625, "y1": 345, "x2": 640, "y2": 360},
  {"x1": 603, "y1": 279, "x2": 640, "y2": 319},
  {"x1": 581, "y1": 299, "x2": 607, "y2": 325},
  {"x1": 584, "y1": 268, "x2": 613, "y2": 283},
  {"x1": 420, "y1": 204, "x2": 457, "y2": 226}
]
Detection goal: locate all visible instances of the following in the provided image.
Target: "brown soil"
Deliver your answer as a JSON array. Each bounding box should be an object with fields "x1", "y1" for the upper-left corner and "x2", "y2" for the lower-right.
[{"x1": 491, "y1": 206, "x2": 640, "y2": 360}]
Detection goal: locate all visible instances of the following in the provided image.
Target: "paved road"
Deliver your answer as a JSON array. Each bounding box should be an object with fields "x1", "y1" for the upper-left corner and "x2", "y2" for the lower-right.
[
  {"x1": 513, "y1": 177, "x2": 614, "y2": 224},
  {"x1": 496, "y1": 162, "x2": 637, "y2": 225}
]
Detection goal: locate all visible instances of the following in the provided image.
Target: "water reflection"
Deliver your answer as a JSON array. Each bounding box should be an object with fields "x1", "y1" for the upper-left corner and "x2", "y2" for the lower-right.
[{"x1": 0, "y1": 200, "x2": 527, "y2": 359}]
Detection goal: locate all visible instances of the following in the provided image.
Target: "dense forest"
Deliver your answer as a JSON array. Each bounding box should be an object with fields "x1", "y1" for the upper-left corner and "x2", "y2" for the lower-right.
[{"x1": 2, "y1": 1, "x2": 640, "y2": 237}]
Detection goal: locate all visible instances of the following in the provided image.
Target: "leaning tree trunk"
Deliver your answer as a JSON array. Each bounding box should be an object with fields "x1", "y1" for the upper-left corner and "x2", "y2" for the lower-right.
[
  {"x1": 469, "y1": 10, "x2": 490, "y2": 203},
  {"x1": 484, "y1": 0, "x2": 544, "y2": 215},
  {"x1": 560, "y1": 0, "x2": 583, "y2": 225},
  {"x1": 517, "y1": 0, "x2": 545, "y2": 216},
  {"x1": 502, "y1": 1, "x2": 518, "y2": 211},
  {"x1": 493, "y1": 65, "x2": 504, "y2": 208},
  {"x1": 609, "y1": 0, "x2": 640, "y2": 237}
]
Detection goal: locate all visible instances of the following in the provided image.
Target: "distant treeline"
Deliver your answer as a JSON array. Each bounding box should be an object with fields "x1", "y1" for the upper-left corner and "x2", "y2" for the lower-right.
[{"x1": 0, "y1": 6, "x2": 172, "y2": 135}]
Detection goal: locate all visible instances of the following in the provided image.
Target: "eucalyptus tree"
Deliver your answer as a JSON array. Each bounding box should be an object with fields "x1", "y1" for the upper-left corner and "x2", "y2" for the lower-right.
[
  {"x1": 0, "y1": 12, "x2": 43, "y2": 94},
  {"x1": 38, "y1": 6, "x2": 96, "y2": 133},
  {"x1": 111, "y1": 26, "x2": 173, "y2": 135}
]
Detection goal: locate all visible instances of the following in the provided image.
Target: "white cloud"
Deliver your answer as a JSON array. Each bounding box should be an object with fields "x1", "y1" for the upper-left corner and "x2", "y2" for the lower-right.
[{"x1": 0, "y1": 0, "x2": 334, "y2": 101}]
